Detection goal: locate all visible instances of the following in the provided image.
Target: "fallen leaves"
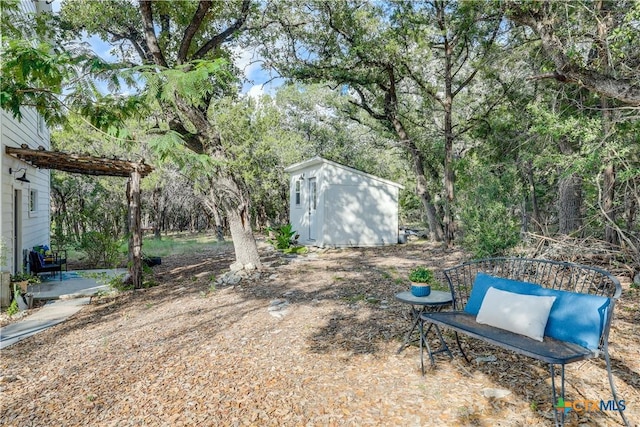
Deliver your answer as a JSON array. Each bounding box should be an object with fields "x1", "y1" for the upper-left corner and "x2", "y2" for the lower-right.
[{"x1": 0, "y1": 242, "x2": 637, "y2": 426}]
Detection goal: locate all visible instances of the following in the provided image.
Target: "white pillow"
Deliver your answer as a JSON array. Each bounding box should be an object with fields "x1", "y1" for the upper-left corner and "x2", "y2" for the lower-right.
[{"x1": 476, "y1": 287, "x2": 556, "y2": 342}]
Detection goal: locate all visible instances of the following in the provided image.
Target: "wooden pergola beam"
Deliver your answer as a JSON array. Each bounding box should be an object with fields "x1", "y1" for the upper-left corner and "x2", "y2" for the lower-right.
[
  {"x1": 6, "y1": 145, "x2": 153, "y2": 177},
  {"x1": 6, "y1": 144, "x2": 154, "y2": 288}
]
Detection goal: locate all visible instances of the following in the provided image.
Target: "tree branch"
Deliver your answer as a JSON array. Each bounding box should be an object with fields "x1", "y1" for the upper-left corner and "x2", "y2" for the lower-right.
[
  {"x1": 508, "y1": 2, "x2": 640, "y2": 106},
  {"x1": 192, "y1": 0, "x2": 251, "y2": 60},
  {"x1": 177, "y1": 0, "x2": 212, "y2": 64},
  {"x1": 139, "y1": 0, "x2": 168, "y2": 67}
]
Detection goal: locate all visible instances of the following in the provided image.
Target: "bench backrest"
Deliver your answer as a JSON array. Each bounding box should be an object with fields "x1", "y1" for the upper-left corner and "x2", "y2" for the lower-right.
[{"x1": 443, "y1": 257, "x2": 622, "y2": 351}]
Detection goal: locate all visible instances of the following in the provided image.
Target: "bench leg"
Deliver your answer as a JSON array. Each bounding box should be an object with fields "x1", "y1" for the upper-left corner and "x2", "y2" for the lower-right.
[
  {"x1": 549, "y1": 364, "x2": 565, "y2": 427},
  {"x1": 603, "y1": 344, "x2": 630, "y2": 427},
  {"x1": 453, "y1": 331, "x2": 471, "y2": 363}
]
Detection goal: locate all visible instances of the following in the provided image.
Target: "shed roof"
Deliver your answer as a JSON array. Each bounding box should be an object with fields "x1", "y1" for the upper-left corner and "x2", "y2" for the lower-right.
[
  {"x1": 284, "y1": 156, "x2": 404, "y2": 189},
  {"x1": 5, "y1": 144, "x2": 153, "y2": 177}
]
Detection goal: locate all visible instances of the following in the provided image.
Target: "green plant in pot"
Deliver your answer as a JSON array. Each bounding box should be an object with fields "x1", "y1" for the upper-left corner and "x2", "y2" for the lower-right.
[{"x1": 409, "y1": 266, "x2": 436, "y2": 297}]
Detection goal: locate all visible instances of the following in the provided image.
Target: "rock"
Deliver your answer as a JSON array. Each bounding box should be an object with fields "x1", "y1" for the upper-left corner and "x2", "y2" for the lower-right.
[
  {"x1": 225, "y1": 274, "x2": 241, "y2": 286},
  {"x1": 482, "y1": 388, "x2": 511, "y2": 399},
  {"x1": 268, "y1": 299, "x2": 289, "y2": 319},
  {"x1": 475, "y1": 355, "x2": 497, "y2": 363},
  {"x1": 229, "y1": 262, "x2": 244, "y2": 272}
]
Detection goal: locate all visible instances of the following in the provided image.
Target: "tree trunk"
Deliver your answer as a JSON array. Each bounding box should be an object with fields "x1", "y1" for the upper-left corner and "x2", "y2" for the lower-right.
[
  {"x1": 557, "y1": 173, "x2": 583, "y2": 235},
  {"x1": 216, "y1": 175, "x2": 261, "y2": 268},
  {"x1": 624, "y1": 190, "x2": 637, "y2": 232},
  {"x1": 201, "y1": 187, "x2": 226, "y2": 242},
  {"x1": 438, "y1": 0, "x2": 456, "y2": 247},
  {"x1": 595, "y1": 4, "x2": 618, "y2": 246},
  {"x1": 152, "y1": 187, "x2": 162, "y2": 240},
  {"x1": 525, "y1": 160, "x2": 543, "y2": 233},
  {"x1": 389, "y1": 116, "x2": 444, "y2": 241},
  {"x1": 603, "y1": 162, "x2": 618, "y2": 245},
  {"x1": 127, "y1": 170, "x2": 143, "y2": 289}
]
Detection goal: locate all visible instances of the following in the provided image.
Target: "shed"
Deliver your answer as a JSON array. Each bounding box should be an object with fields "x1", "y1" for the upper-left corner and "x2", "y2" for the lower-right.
[{"x1": 284, "y1": 156, "x2": 403, "y2": 247}]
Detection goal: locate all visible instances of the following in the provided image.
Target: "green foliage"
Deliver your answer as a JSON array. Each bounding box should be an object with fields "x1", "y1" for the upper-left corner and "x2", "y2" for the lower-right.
[
  {"x1": 79, "y1": 231, "x2": 121, "y2": 268},
  {"x1": 282, "y1": 246, "x2": 308, "y2": 255},
  {"x1": 267, "y1": 224, "x2": 298, "y2": 250},
  {"x1": 6, "y1": 297, "x2": 19, "y2": 316},
  {"x1": 458, "y1": 156, "x2": 521, "y2": 258},
  {"x1": 10, "y1": 273, "x2": 41, "y2": 284},
  {"x1": 408, "y1": 267, "x2": 435, "y2": 284}
]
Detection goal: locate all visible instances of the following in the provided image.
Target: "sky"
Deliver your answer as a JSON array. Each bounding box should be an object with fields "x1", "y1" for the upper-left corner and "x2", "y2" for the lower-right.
[{"x1": 51, "y1": 0, "x2": 282, "y2": 98}]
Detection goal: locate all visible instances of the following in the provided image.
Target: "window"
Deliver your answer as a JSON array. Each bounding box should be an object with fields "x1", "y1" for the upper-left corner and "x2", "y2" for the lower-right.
[
  {"x1": 295, "y1": 180, "x2": 301, "y2": 206},
  {"x1": 29, "y1": 190, "x2": 37, "y2": 212},
  {"x1": 37, "y1": 114, "x2": 45, "y2": 136},
  {"x1": 310, "y1": 180, "x2": 317, "y2": 210}
]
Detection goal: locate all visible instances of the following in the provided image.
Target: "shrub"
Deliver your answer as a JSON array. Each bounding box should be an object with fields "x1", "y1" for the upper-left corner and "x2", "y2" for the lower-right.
[
  {"x1": 458, "y1": 157, "x2": 521, "y2": 258},
  {"x1": 79, "y1": 231, "x2": 121, "y2": 268},
  {"x1": 266, "y1": 224, "x2": 298, "y2": 250}
]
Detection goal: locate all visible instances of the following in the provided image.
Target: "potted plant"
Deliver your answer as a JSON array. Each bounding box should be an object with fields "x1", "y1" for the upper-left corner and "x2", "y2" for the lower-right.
[
  {"x1": 10, "y1": 273, "x2": 41, "y2": 309},
  {"x1": 409, "y1": 266, "x2": 436, "y2": 297}
]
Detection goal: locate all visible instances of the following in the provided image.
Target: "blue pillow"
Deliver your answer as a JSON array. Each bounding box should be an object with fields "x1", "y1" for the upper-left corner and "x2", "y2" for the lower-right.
[
  {"x1": 464, "y1": 272, "x2": 542, "y2": 315},
  {"x1": 37, "y1": 252, "x2": 46, "y2": 267},
  {"x1": 535, "y1": 288, "x2": 609, "y2": 350},
  {"x1": 465, "y1": 272, "x2": 610, "y2": 350}
]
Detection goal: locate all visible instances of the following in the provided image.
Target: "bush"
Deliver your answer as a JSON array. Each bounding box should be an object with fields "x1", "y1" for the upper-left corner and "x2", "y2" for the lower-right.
[
  {"x1": 458, "y1": 157, "x2": 521, "y2": 258},
  {"x1": 266, "y1": 224, "x2": 298, "y2": 250},
  {"x1": 79, "y1": 231, "x2": 121, "y2": 268}
]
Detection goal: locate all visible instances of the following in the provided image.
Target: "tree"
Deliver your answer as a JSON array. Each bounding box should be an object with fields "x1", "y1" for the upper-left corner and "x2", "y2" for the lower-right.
[
  {"x1": 263, "y1": 1, "x2": 505, "y2": 244},
  {"x1": 506, "y1": 1, "x2": 640, "y2": 107},
  {"x1": 59, "y1": 0, "x2": 264, "y2": 269},
  {"x1": 263, "y1": 0, "x2": 446, "y2": 240}
]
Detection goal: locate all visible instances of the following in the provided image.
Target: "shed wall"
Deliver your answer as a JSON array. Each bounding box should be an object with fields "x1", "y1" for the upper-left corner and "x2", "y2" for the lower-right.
[{"x1": 287, "y1": 159, "x2": 400, "y2": 247}]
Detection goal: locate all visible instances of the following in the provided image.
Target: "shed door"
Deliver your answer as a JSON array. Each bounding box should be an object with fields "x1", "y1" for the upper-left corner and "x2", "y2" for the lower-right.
[{"x1": 308, "y1": 177, "x2": 317, "y2": 240}]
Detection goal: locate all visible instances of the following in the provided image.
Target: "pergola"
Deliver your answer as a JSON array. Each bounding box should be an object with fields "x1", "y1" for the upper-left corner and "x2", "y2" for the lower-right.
[{"x1": 6, "y1": 144, "x2": 154, "y2": 288}]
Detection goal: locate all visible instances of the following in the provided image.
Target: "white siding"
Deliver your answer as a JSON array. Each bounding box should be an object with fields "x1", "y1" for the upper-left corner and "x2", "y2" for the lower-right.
[
  {"x1": 324, "y1": 184, "x2": 399, "y2": 247},
  {"x1": 286, "y1": 157, "x2": 402, "y2": 248},
  {"x1": 1, "y1": 108, "x2": 51, "y2": 273}
]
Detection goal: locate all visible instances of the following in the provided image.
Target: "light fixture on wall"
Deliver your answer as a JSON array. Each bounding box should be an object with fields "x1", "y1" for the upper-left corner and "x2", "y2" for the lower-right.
[
  {"x1": 9, "y1": 167, "x2": 30, "y2": 183},
  {"x1": 298, "y1": 173, "x2": 305, "y2": 181}
]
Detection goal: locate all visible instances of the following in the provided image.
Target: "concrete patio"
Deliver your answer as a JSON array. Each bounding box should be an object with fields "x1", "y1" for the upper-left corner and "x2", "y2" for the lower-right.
[{"x1": 0, "y1": 268, "x2": 126, "y2": 349}]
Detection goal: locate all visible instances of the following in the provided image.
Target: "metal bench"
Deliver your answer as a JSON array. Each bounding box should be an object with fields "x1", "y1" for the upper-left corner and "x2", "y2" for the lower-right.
[{"x1": 420, "y1": 257, "x2": 629, "y2": 427}]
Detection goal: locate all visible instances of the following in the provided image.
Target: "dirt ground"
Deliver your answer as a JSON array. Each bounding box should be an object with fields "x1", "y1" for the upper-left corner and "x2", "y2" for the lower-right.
[{"x1": 0, "y1": 240, "x2": 638, "y2": 426}]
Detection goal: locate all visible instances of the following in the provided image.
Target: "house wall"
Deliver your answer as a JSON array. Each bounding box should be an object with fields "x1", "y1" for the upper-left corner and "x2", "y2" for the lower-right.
[{"x1": 1, "y1": 107, "x2": 51, "y2": 274}]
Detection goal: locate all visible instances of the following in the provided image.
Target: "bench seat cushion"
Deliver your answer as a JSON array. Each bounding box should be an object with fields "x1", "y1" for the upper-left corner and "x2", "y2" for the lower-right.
[
  {"x1": 463, "y1": 273, "x2": 610, "y2": 350},
  {"x1": 422, "y1": 311, "x2": 595, "y2": 365}
]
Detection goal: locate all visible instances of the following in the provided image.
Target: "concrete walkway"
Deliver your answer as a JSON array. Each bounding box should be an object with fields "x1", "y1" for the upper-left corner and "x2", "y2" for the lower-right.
[{"x1": 0, "y1": 269, "x2": 126, "y2": 349}]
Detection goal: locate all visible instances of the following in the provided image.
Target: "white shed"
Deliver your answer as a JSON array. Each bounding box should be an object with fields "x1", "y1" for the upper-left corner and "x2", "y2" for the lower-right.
[{"x1": 284, "y1": 156, "x2": 403, "y2": 247}]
